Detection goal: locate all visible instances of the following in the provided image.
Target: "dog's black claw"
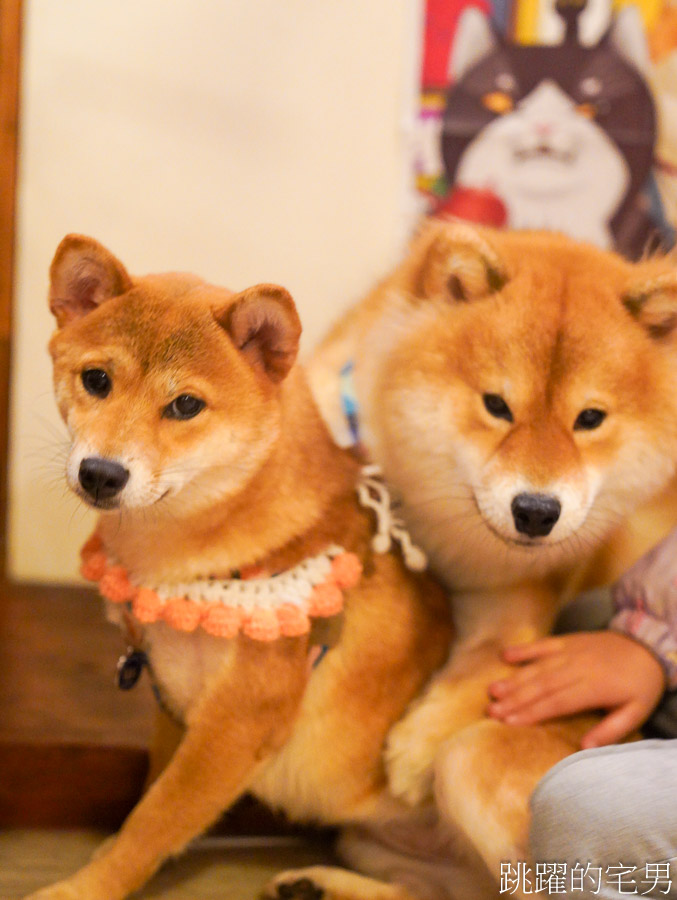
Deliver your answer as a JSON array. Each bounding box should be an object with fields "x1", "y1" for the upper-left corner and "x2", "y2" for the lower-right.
[{"x1": 275, "y1": 878, "x2": 325, "y2": 900}]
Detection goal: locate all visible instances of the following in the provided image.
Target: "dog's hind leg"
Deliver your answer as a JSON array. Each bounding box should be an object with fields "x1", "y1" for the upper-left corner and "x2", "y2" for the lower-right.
[
  {"x1": 433, "y1": 719, "x2": 588, "y2": 894},
  {"x1": 265, "y1": 865, "x2": 416, "y2": 900},
  {"x1": 337, "y1": 822, "x2": 498, "y2": 900},
  {"x1": 265, "y1": 818, "x2": 498, "y2": 900}
]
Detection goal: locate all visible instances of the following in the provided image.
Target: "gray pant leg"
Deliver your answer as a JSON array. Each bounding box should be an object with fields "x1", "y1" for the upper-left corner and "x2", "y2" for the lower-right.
[{"x1": 530, "y1": 741, "x2": 677, "y2": 899}]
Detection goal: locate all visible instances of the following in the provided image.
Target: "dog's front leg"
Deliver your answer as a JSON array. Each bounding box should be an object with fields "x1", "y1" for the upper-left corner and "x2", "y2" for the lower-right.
[
  {"x1": 385, "y1": 582, "x2": 559, "y2": 806},
  {"x1": 24, "y1": 637, "x2": 309, "y2": 900}
]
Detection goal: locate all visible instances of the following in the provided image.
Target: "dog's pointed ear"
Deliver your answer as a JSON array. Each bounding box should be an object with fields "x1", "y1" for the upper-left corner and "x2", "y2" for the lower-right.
[
  {"x1": 49, "y1": 234, "x2": 133, "y2": 327},
  {"x1": 623, "y1": 273, "x2": 677, "y2": 339},
  {"x1": 216, "y1": 284, "x2": 302, "y2": 383},
  {"x1": 412, "y1": 220, "x2": 507, "y2": 303}
]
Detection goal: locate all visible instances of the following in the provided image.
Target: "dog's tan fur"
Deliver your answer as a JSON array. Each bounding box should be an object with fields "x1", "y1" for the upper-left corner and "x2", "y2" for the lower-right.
[{"x1": 309, "y1": 220, "x2": 677, "y2": 809}]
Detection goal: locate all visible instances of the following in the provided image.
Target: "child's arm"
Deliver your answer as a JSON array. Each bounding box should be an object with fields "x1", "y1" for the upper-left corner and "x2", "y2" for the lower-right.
[
  {"x1": 487, "y1": 630, "x2": 666, "y2": 747},
  {"x1": 608, "y1": 527, "x2": 677, "y2": 693}
]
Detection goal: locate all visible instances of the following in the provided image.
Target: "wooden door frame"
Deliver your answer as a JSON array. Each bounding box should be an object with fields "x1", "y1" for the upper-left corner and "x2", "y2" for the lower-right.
[{"x1": 0, "y1": 0, "x2": 22, "y2": 582}]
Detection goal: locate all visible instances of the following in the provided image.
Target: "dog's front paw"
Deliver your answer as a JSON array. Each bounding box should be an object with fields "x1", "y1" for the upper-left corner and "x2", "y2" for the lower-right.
[
  {"x1": 384, "y1": 714, "x2": 438, "y2": 807},
  {"x1": 23, "y1": 882, "x2": 85, "y2": 900},
  {"x1": 264, "y1": 866, "x2": 409, "y2": 900},
  {"x1": 22, "y1": 865, "x2": 116, "y2": 900},
  {"x1": 265, "y1": 872, "x2": 326, "y2": 900},
  {"x1": 263, "y1": 866, "x2": 330, "y2": 900}
]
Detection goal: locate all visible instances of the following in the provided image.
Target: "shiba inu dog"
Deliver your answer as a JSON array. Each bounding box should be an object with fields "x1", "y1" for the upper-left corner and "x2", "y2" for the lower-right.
[{"x1": 309, "y1": 219, "x2": 677, "y2": 808}]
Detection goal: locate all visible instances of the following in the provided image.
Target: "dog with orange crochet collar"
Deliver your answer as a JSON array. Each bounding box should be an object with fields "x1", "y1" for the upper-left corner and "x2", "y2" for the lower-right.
[{"x1": 35, "y1": 233, "x2": 452, "y2": 900}]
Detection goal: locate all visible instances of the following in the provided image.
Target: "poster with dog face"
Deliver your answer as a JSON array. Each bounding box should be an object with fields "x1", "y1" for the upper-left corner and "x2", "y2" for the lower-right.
[{"x1": 416, "y1": 0, "x2": 676, "y2": 259}]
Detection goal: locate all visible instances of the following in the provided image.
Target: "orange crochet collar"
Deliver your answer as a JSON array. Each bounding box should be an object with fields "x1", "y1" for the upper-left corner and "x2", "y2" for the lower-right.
[{"x1": 80, "y1": 533, "x2": 362, "y2": 642}]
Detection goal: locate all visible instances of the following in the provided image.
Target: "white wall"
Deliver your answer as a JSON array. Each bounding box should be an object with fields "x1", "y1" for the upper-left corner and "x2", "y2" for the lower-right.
[{"x1": 9, "y1": 0, "x2": 422, "y2": 581}]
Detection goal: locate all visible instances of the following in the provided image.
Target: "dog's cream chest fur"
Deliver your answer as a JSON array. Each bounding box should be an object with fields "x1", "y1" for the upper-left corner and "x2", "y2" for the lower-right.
[{"x1": 142, "y1": 622, "x2": 236, "y2": 722}]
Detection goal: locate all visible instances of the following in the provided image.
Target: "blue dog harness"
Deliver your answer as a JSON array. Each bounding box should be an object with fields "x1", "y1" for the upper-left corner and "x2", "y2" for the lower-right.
[{"x1": 340, "y1": 361, "x2": 361, "y2": 447}]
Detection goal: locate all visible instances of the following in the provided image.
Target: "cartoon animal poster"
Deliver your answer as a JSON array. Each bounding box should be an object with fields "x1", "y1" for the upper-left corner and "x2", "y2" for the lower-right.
[{"x1": 416, "y1": 0, "x2": 675, "y2": 259}]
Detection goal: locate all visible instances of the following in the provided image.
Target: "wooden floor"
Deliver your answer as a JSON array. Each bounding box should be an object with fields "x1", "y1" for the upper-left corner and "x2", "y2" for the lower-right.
[{"x1": 0, "y1": 830, "x2": 335, "y2": 899}]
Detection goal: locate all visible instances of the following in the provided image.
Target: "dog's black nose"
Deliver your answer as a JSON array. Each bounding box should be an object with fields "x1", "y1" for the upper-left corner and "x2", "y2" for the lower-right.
[
  {"x1": 79, "y1": 457, "x2": 129, "y2": 502},
  {"x1": 511, "y1": 493, "x2": 561, "y2": 538}
]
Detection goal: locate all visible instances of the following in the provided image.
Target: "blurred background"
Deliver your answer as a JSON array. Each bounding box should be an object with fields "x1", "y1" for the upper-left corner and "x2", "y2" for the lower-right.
[{"x1": 7, "y1": 0, "x2": 421, "y2": 583}]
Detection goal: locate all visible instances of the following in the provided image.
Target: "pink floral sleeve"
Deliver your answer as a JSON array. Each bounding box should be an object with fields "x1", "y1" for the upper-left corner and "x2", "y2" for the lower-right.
[{"x1": 610, "y1": 527, "x2": 677, "y2": 690}]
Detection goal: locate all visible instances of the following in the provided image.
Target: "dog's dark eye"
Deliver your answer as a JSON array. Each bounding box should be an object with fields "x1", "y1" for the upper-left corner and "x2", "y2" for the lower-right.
[
  {"x1": 483, "y1": 393, "x2": 513, "y2": 423},
  {"x1": 81, "y1": 368, "x2": 111, "y2": 398},
  {"x1": 163, "y1": 394, "x2": 206, "y2": 420},
  {"x1": 574, "y1": 408, "x2": 606, "y2": 431}
]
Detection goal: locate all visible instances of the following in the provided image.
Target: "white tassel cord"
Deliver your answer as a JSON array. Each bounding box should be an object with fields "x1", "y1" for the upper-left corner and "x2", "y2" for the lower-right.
[{"x1": 358, "y1": 465, "x2": 428, "y2": 572}]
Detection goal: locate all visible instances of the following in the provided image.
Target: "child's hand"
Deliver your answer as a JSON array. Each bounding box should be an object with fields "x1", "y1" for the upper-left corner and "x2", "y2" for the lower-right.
[{"x1": 487, "y1": 632, "x2": 666, "y2": 748}]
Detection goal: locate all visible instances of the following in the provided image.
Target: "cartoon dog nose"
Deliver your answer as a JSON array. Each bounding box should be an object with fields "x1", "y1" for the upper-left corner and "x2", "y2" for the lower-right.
[
  {"x1": 511, "y1": 493, "x2": 561, "y2": 538},
  {"x1": 79, "y1": 457, "x2": 129, "y2": 501}
]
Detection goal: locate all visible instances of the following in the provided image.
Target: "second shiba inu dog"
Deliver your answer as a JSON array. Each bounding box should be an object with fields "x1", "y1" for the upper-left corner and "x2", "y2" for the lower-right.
[{"x1": 309, "y1": 219, "x2": 677, "y2": 807}]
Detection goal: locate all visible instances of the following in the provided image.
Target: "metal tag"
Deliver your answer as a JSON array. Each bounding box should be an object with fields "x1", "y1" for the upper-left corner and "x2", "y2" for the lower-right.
[{"x1": 116, "y1": 648, "x2": 148, "y2": 691}]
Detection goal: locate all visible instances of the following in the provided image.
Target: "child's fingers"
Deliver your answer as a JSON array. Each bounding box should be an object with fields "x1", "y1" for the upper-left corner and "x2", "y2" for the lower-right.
[
  {"x1": 580, "y1": 703, "x2": 645, "y2": 749},
  {"x1": 489, "y1": 671, "x2": 552, "y2": 708},
  {"x1": 488, "y1": 653, "x2": 565, "y2": 700},
  {"x1": 502, "y1": 637, "x2": 564, "y2": 664},
  {"x1": 491, "y1": 685, "x2": 585, "y2": 726},
  {"x1": 488, "y1": 667, "x2": 579, "y2": 720}
]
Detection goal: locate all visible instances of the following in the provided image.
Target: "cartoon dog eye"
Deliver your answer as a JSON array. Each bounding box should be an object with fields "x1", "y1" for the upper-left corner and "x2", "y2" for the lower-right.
[
  {"x1": 163, "y1": 394, "x2": 206, "y2": 420},
  {"x1": 575, "y1": 102, "x2": 597, "y2": 120},
  {"x1": 574, "y1": 408, "x2": 606, "y2": 431},
  {"x1": 483, "y1": 393, "x2": 514, "y2": 423},
  {"x1": 81, "y1": 368, "x2": 111, "y2": 398},
  {"x1": 481, "y1": 91, "x2": 514, "y2": 115}
]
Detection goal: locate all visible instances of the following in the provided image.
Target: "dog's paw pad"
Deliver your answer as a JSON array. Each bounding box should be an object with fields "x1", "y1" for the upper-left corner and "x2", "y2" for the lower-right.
[{"x1": 273, "y1": 879, "x2": 325, "y2": 900}]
